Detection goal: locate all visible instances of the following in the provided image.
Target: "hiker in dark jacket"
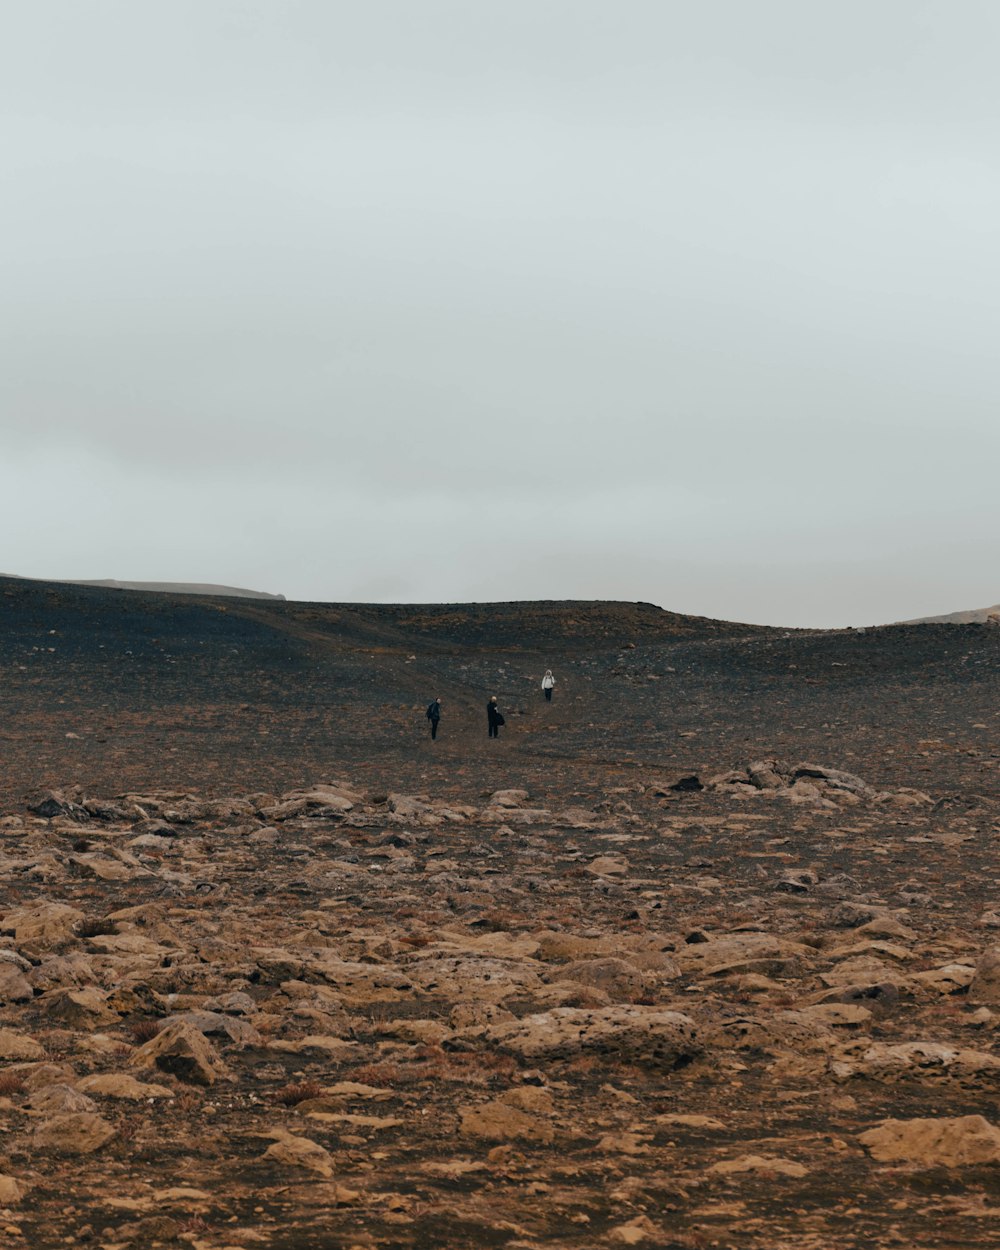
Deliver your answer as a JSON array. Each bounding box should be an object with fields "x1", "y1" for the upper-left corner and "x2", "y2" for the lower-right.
[
  {"x1": 487, "y1": 696, "x2": 504, "y2": 738},
  {"x1": 426, "y1": 697, "x2": 441, "y2": 739}
]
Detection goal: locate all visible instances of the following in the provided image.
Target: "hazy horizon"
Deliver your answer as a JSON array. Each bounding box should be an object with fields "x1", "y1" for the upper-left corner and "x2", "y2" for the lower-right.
[
  {"x1": 4, "y1": 567, "x2": 996, "y2": 630},
  {"x1": 3, "y1": 1, "x2": 999, "y2": 629}
]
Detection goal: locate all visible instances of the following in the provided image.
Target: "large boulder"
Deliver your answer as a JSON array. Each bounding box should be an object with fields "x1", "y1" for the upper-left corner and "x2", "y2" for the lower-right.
[
  {"x1": 460, "y1": 1006, "x2": 701, "y2": 1070},
  {"x1": 28, "y1": 790, "x2": 90, "y2": 822},
  {"x1": 834, "y1": 1042, "x2": 1000, "y2": 1085},
  {"x1": 860, "y1": 1116, "x2": 1000, "y2": 1166},
  {"x1": 549, "y1": 957, "x2": 659, "y2": 1004},
  {"x1": 399, "y1": 955, "x2": 541, "y2": 1004},
  {"x1": 42, "y1": 988, "x2": 119, "y2": 1029},
  {"x1": 0, "y1": 902, "x2": 84, "y2": 951},
  {"x1": 676, "y1": 933, "x2": 814, "y2": 979}
]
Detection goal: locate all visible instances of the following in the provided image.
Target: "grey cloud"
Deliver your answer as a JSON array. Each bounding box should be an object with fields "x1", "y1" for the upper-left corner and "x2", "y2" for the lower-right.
[{"x1": 2, "y1": 1, "x2": 999, "y2": 625}]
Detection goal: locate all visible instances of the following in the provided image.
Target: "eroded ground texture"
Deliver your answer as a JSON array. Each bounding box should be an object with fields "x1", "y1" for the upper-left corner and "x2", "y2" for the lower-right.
[{"x1": 1, "y1": 577, "x2": 1000, "y2": 1248}]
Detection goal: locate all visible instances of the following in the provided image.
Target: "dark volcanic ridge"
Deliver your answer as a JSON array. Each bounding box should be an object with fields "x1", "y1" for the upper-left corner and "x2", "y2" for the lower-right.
[
  {"x1": 1, "y1": 575, "x2": 999, "y2": 1249},
  {"x1": 2, "y1": 574, "x2": 285, "y2": 600}
]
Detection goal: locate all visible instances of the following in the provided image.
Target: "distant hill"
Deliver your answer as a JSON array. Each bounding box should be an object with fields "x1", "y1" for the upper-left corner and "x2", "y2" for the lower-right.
[
  {"x1": 901, "y1": 603, "x2": 1000, "y2": 625},
  {"x1": 3, "y1": 575, "x2": 285, "y2": 600}
]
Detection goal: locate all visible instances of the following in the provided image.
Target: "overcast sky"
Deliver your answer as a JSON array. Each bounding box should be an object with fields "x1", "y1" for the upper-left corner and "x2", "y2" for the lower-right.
[{"x1": 2, "y1": 1, "x2": 998, "y2": 626}]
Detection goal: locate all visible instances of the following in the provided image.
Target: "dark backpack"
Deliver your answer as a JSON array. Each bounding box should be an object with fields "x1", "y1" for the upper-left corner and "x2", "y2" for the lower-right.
[{"x1": 427, "y1": 702, "x2": 438, "y2": 719}]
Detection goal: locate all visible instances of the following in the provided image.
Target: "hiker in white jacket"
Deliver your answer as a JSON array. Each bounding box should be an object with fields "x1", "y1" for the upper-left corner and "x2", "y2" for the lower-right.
[{"x1": 541, "y1": 670, "x2": 556, "y2": 702}]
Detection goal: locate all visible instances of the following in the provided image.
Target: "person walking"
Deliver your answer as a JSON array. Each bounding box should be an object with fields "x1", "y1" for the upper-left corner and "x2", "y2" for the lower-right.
[
  {"x1": 541, "y1": 670, "x2": 556, "y2": 702},
  {"x1": 487, "y1": 695, "x2": 504, "y2": 738},
  {"x1": 426, "y1": 697, "x2": 441, "y2": 740}
]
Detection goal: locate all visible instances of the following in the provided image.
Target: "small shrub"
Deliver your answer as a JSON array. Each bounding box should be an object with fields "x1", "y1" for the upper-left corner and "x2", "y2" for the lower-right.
[
  {"x1": 0, "y1": 1072, "x2": 25, "y2": 1096},
  {"x1": 273, "y1": 1080, "x2": 325, "y2": 1106},
  {"x1": 178, "y1": 1216, "x2": 209, "y2": 1236},
  {"x1": 173, "y1": 1089, "x2": 202, "y2": 1113},
  {"x1": 76, "y1": 917, "x2": 119, "y2": 938},
  {"x1": 439, "y1": 1049, "x2": 518, "y2": 1078},
  {"x1": 130, "y1": 1019, "x2": 162, "y2": 1044},
  {"x1": 252, "y1": 1014, "x2": 281, "y2": 1036},
  {"x1": 347, "y1": 1063, "x2": 408, "y2": 1088}
]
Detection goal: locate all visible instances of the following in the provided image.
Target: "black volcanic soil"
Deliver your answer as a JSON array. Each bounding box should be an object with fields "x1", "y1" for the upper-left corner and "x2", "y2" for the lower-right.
[
  {"x1": 2, "y1": 576, "x2": 1000, "y2": 1250},
  {"x1": 2, "y1": 575, "x2": 996, "y2": 807}
]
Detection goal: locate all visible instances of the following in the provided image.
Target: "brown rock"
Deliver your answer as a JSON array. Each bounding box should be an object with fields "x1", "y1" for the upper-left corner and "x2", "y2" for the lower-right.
[
  {"x1": 536, "y1": 932, "x2": 620, "y2": 963},
  {"x1": 77, "y1": 1073, "x2": 173, "y2": 1100},
  {"x1": 32, "y1": 1112, "x2": 116, "y2": 1155},
  {"x1": 586, "y1": 855, "x2": 630, "y2": 877},
  {"x1": 261, "y1": 1129, "x2": 335, "y2": 1176},
  {"x1": 459, "y1": 1099, "x2": 554, "y2": 1143},
  {"x1": 0, "y1": 962, "x2": 32, "y2": 1004},
  {"x1": 969, "y1": 947, "x2": 1000, "y2": 1005},
  {"x1": 0, "y1": 902, "x2": 84, "y2": 951},
  {"x1": 609, "y1": 1215, "x2": 663, "y2": 1243},
  {"x1": 0, "y1": 1174, "x2": 26, "y2": 1204},
  {"x1": 676, "y1": 932, "x2": 813, "y2": 978},
  {"x1": 130, "y1": 1019, "x2": 224, "y2": 1086},
  {"x1": 488, "y1": 789, "x2": 530, "y2": 808},
  {"x1": 550, "y1": 957, "x2": 656, "y2": 1003},
  {"x1": 708, "y1": 1154, "x2": 809, "y2": 1178},
  {"x1": 0, "y1": 1029, "x2": 44, "y2": 1061},
  {"x1": 859, "y1": 1116, "x2": 1000, "y2": 1166},
  {"x1": 24, "y1": 1084, "x2": 98, "y2": 1115},
  {"x1": 470, "y1": 1006, "x2": 701, "y2": 1069},
  {"x1": 836, "y1": 1042, "x2": 1000, "y2": 1085},
  {"x1": 42, "y1": 987, "x2": 119, "y2": 1028}
]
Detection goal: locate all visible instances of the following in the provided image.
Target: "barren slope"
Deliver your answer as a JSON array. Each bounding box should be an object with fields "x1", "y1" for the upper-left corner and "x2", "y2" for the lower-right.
[{"x1": 1, "y1": 577, "x2": 1000, "y2": 1250}]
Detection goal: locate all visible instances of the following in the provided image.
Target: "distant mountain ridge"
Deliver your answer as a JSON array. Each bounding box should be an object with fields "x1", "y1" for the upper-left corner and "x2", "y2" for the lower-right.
[
  {"x1": 3, "y1": 575, "x2": 285, "y2": 600},
  {"x1": 901, "y1": 603, "x2": 1000, "y2": 625}
]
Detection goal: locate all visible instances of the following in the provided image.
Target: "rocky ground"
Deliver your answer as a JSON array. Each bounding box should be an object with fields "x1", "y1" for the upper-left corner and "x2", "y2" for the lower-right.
[{"x1": 2, "y1": 577, "x2": 1000, "y2": 1248}]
